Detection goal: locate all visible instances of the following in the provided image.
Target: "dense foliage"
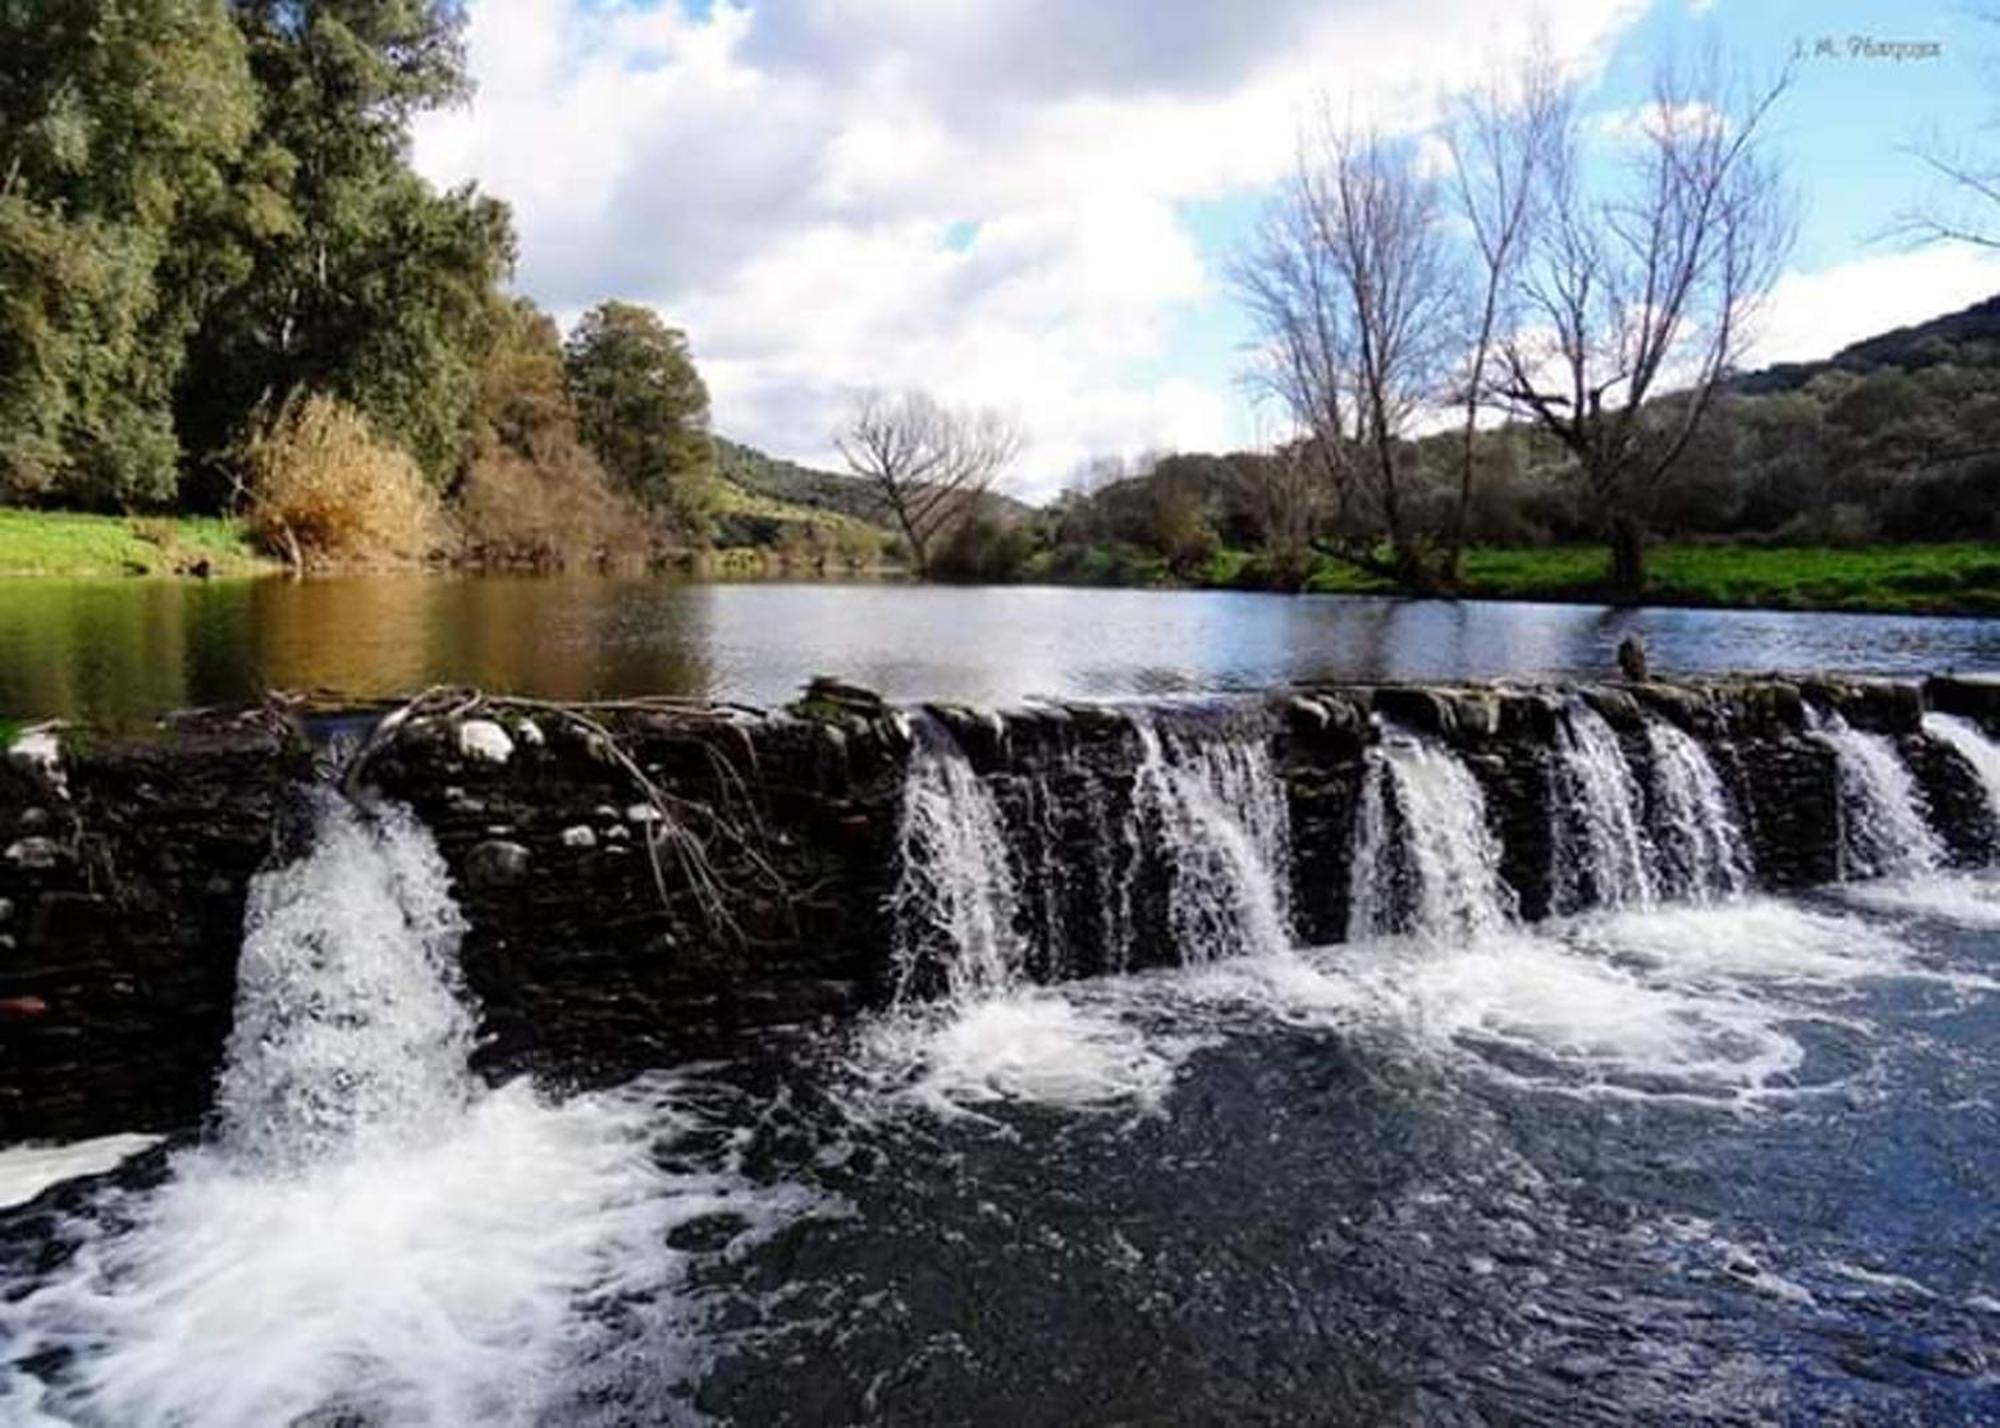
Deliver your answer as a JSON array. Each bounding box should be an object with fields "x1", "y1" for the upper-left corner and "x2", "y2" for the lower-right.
[
  {"x1": 0, "y1": 0, "x2": 718, "y2": 565},
  {"x1": 1007, "y1": 297, "x2": 2000, "y2": 593},
  {"x1": 563, "y1": 301, "x2": 715, "y2": 536}
]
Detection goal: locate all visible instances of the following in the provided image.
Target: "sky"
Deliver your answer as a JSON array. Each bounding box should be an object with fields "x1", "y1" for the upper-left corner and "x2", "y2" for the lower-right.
[{"x1": 413, "y1": 0, "x2": 2000, "y2": 501}]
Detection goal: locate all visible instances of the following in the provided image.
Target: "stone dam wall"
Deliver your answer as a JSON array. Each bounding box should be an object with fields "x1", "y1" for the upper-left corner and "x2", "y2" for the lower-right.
[{"x1": 3, "y1": 674, "x2": 1998, "y2": 1142}]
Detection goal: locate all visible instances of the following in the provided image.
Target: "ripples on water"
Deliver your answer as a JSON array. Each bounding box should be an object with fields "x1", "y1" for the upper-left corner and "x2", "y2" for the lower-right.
[
  {"x1": 4, "y1": 711, "x2": 2000, "y2": 1422},
  {"x1": 4, "y1": 879, "x2": 1997, "y2": 1423}
]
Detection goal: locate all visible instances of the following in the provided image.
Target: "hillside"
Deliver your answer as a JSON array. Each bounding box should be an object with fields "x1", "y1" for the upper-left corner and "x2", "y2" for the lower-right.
[
  {"x1": 1731, "y1": 293, "x2": 2000, "y2": 396},
  {"x1": 715, "y1": 436, "x2": 1039, "y2": 524}
]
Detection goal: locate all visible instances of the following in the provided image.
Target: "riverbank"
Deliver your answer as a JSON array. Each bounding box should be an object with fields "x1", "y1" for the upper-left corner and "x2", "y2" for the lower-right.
[
  {"x1": 4, "y1": 507, "x2": 1997, "y2": 619},
  {"x1": 0, "y1": 511, "x2": 276, "y2": 578},
  {"x1": 1027, "y1": 541, "x2": 2000, "y2": 616}
]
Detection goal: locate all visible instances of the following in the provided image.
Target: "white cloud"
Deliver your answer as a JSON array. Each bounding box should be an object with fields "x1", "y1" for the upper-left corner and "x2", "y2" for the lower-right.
[
  {"x1": 415, "y1": 0, "x2": 1650, "y2": 500},
  {"x1": 1595, "y1": 98, "x2": 1730, "y2": 146},
  {"x1": 1749, "y1": 245, "x2": 2000, "y2": 367}
]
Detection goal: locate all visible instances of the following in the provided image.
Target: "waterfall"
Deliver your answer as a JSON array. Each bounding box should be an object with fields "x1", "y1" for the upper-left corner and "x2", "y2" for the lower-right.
[
  {"x1": 1348, "y1": 728, "x2": 1514, "y2": 941},
  {"x1": 1922, "y1": 713, "x2": 2000, "y2": 854},
  {"x1": 216, "y1": 793, "x2": 478, "y2": 1168},
  {"x1": 1549, "y1": 702, "x2": 1659, "y2": 913},
  {"x1": 1643, "y1": 720, "x2": 1754, "y2": 902},
  {"x1": 1811, "y1": 711, "x2": 1945, "y2": 878},
  {"x1": 1129, "y1": 709, "x2": 1293, "y2": 963},
  {"x1": 2, "y1": 792, "x2": 695, "y2": 1428},
  {"x1": 890, "y1": 716, "x2": 1027, "y2": 1002}
]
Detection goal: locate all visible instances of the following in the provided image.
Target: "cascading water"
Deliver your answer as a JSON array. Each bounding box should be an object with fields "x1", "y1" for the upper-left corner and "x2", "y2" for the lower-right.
[
  {"x1": 1128, "y1": 708, "x2": 1293, "y2": 963},
  {"x1": 1643, "y1": 719, "x2": 1754, "y2": 901},
  {"x1": 0, "y1": 794, "x2": 733, "y2": 1428},
  {"x1": 1811, "y1": 710, "x2": 1946, "y2": 878},
  {"x1": 872, "y1": 715, "x2": 1170, "y2": 1110},
  {"x1": 1348, "y1": 727, "x2": 1515, "y2": 941},
  {"x1": 889, "y1": 716, "x2": 1028, "y2": 1003},
  {"x1": 215, "y1": 794, "x2": 478, "y2": 1167},
  {"x1": 1922, "y1": 713, "x2": 2000, "y2": 852},
  {"x1": 1548, "y1": 702, "x2": 1660, "y2": 913}
]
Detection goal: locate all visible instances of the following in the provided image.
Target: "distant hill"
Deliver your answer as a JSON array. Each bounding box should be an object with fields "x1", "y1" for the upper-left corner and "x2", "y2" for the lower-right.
[
  {"x1": 1731, "y1": 292, "x2": 2000, "y2": 396},
  {"x1": 714, "y1": 435, "x2": 1037, "y2": 523},
  {"x1": 716, "y1": 437, "x2": 892, "y2": 525}
]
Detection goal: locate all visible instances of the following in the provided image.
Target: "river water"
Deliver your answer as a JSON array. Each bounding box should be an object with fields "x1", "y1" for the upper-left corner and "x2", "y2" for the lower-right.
[
  {"x1": 5, "y1": 574, "x2": 2000, "y2": 722},
  {"x1": 3, "y1": 589, "x2": 2000, "y2": 1423}
]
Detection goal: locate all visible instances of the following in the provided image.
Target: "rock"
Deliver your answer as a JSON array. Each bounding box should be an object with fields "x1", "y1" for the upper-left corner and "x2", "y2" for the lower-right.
[
  {"x1": 1372, "y1": 687, "x2": 1454, "y2": 738},
  {"x1": 1617, "y1": 635, "x2": 1649, "y2": 682},
  {"x1": 1448, "y1": 691, "x2": 1502, "y2": 742},
  {"x1": 792, "y1": 675, "x2": 888, "y2": 721},
  {"x1": 4, "y1": 837, "x2": 62, "y2": 870},
  {"x1": 0, "y1": 995, "x2": 49, "y2": 1020},
  {"x1": 455, "y1": 718, "x2": 515, "y2": 764},
  {"x1": 625, "y1": 803, "x2": 663, "y2": 825},
  {"x1": 513, "y1": 718, "x2": 546, "y2": 748},
  {"x1": 7, "y1": 729, "x2": 67, "y2": 798},
  {"x1": 560, "y1": 825, "x2": 598, "y2": 849},
  {"x1": 464, "y1": 839, "x2": 531, "y2": 887},
  {"x1": 0, "y1": 896, "x2": 12, "y2": 924}
]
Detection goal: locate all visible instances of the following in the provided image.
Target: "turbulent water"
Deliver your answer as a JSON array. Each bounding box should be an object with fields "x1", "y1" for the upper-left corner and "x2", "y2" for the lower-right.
[
  {"x1": 1128, "y1": 707, "x2": 1294, "y2": 964},
  {"x1": 1813, "y1": 711, "x2": 1949, "y2": 878},
  {"x1": 1644, "y1": 717, "x2": 1754, "y2": 900},
  {"x1": 0, "y1": 797, "x2": 822, "y2": 1428},
  {"x1": 5, "y1": 706, "x2": 2000, "y2": 1423},
  {"x1": 1349, "y1": 726, "x2": 1514, "y2": 940},
  {"x1": 1549, "y1": 702, "x2": 1660, "y2": 913}
]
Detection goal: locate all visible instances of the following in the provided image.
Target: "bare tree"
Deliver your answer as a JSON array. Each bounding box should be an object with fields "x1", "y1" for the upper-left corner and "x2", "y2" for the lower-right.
[
  {"x1": 1892, "y1": 9, "x2": 1999, "y2": 250},
  {"x1": 1237, "y1": 116, "x2": 1455, "y2": 585},
  {"x1": 835, "y1": 390, "x2": 1022, "y2": 577},
  {"x1": 1496, "y1": 55, "x2": 1793, "y2": 597},
  {"x1": 1439, "y1": 42, "x2": 1565, "y2": 583},
  {"x1": 1249, "y1": 440, "x2": 1323, "y2": 584}
]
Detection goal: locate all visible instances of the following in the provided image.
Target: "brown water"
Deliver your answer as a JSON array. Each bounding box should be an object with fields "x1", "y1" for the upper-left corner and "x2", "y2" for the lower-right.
[{"x1": 4, "y1": 573, "x2": 2000, "y2": 723}]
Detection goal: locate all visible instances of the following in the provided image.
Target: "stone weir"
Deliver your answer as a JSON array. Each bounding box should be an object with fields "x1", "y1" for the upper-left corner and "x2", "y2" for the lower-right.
[{"x1": 4, "y1": 673, "x2": 1999, "y2": 1142}]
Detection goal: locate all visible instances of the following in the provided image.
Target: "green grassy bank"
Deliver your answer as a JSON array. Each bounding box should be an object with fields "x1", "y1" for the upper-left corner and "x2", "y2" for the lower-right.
[
  {"x1": 1030, "y1": 542, "x2": 2000, "y2": 616},
  {"x1": 0, "y1": 510, "x2": 274, "y2": 578},
  {"x1": 1453, "y1": 543, "x2": 2000, "y2": 615}
]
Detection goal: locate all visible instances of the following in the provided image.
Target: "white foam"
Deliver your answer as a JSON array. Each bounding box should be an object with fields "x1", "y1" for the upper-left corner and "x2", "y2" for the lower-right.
[
  {"x1": 1142, "y1": 897, "x2": 1948, "y2": 1103},
  {"x1": 0, "y1": 1135, "x2": 162, "y2": 1212},
  {"x1": 1570, "y1": 899, "x2": 1911, "y2": 990},
  {"x1": 855, "y1": 991, "x2": 1179, "y2": 1118},
  {"x1": 1, "y1": 798, "x2": 829, "y2": 1425},
  {"x1": 1, "y1": 1083, "x2": 689, "y2": 1427},
  {"x1": 1838, "y1": 872, "x2": 2000, "y2": 929}
]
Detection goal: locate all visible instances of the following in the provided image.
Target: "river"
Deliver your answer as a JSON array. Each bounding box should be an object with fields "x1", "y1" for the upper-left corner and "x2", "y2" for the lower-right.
[
  {"x1": 5, "y1": 574, "x2": 2000, "y2": 722},
  {"x1": 2, "y1": 585, "x2": 1999, "y2": 1424}
]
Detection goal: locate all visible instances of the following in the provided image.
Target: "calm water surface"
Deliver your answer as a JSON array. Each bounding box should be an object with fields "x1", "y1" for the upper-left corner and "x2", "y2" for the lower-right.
[{"x1": 4, "y1": 574, "x2": 2000, "y2": 721}]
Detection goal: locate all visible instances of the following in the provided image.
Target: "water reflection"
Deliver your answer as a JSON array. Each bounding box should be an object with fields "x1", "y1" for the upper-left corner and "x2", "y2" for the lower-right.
[{"x1": 2, "y1": 575, "x2": 1998, "y2": 724}]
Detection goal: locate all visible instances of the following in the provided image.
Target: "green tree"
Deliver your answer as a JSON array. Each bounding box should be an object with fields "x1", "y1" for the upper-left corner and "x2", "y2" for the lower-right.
[
  {"x1": 175, "y1": 0, "x2": 514, "y2": 494},
  {"x1": 0, "y1": 0, "x2": 257, "y2": 505},
  {"x1": 564, "y1": 301, "x2": 716, "y2": 533}
]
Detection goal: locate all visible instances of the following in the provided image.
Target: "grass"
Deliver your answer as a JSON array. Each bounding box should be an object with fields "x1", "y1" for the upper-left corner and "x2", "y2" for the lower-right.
[
  {"x1": 1453, "y1": 543, "x2": 2000, "y2": 615},
  {"x1": 0, "y1": 509, "x2": 274, "y2": 578},
  {"x1": 1035, "y1": 538, "x2": 2000, "y2": 615}
]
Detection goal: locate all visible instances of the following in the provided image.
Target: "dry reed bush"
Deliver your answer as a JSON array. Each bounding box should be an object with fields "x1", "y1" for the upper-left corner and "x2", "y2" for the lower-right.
[
  {"x1": 241, "y1": 393, "x2": 445, "y2": 566},
  {"x1": 453, "y1": 431, "x2": 655, "y2": 568}
]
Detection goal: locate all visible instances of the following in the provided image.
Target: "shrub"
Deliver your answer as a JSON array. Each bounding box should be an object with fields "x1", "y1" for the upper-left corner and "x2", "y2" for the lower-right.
[
  {"x1": 454, "y1": 434, "x2": 652, "y2": 568},
  {"x1": 240, "y1": 393, "x2": 445, "y2": 566}
]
